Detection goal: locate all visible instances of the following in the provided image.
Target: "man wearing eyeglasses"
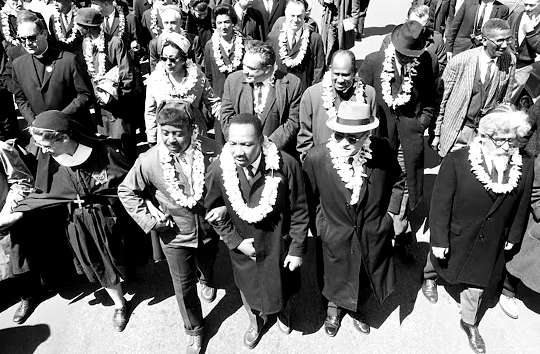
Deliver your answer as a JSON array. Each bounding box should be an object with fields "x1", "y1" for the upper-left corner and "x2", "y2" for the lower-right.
[
  {"x1": 303, "y1": 101, "x2": 405, "y2": 338},
  {"x1": 432, "y1": 18, "x2": 516, "y2": 158}
]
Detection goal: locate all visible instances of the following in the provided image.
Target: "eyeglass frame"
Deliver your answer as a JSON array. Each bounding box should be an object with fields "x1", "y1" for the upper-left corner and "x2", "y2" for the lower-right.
[
  {"x1": 486, "y1": 134, "x2": 518, "y2": 148},
  {"x1": 484, "y1": 36, "x2": 513, "y2": 47},
  {"x1": 334, "y1": 132, "x2": 367, "y2": 145}
]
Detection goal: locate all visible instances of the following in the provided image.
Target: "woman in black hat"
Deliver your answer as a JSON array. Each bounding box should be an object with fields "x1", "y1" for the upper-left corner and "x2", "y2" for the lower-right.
[{"x1": 15, "y1": 110, "x2": 137, "y2": 332}]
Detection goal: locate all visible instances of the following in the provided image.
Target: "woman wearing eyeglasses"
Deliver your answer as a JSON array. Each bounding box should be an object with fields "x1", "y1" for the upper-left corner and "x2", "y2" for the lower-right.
[
  {"x1": 428, "y1": 104, "x2": 533, "y2": 354},
  {"x1": 145, "y1": 31, "x2": 221, "y2": 145}
]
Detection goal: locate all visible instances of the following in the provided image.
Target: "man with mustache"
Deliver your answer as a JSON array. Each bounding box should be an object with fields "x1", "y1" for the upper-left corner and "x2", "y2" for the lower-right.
[{"x1": 205, "y1": 113, "x2": 308, "y2": 349}]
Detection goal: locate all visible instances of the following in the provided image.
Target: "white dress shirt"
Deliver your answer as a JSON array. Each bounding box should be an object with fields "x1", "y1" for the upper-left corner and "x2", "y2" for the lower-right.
[
  {"x1": 478, "y1": 49, "x2": 498, "y2": 84},
  {"x1": 243, "y1": 152, "x2": 262, "y2": 180},
  {"x1": 477, "y1": 1, "x2": 495, "y2": 28},
  {"x1": 253, "y1": 71, "x2": 274, "y2": 114},
  {"x1": 263, "y1": 0, "x2": 274, "y2": 14}
]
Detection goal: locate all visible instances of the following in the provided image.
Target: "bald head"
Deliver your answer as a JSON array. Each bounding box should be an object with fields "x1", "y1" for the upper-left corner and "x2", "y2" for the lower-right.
[{"x1": 330, "y1": 50, "x2": 356, "y2": 93}]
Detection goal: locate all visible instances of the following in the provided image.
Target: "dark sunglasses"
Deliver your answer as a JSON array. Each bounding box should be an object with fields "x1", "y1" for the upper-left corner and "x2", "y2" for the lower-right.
[
  {"x1": 17, "y1": 34, "x2": 38, "y2": 43},
  {"x1": 160, "y1": 56, "x2": 181, "y2": 63},
  {"x1": 334, "y1": 132, "x2": 363, "y2": 144}
]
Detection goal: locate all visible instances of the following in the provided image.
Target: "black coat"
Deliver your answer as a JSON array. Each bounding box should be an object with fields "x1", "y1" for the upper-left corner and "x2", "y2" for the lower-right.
[
  {"x1": 303, "y1": 137, "x2": 405, "y2": 309},
  {"x1": 429, "y1": 148, "x2": 533, "y2": 288},
  {"x1": 236, "y1": 7, "x2": 266, "y2": 41},
  {"x1": 205, "y1": 151, "x2": 309, "y2": 314},
  {"x1": 253, "y1": 0, "x2": 286, "y2": 38},
  {"x1": 359, "y1": 50, "x2": 436, "y2": 210},
  {"x1": 11, "y1": 46, "x2": 94, "y2": 126}
]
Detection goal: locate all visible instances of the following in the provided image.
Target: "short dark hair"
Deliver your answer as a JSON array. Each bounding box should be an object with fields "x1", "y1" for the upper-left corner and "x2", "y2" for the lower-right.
[
  {"x1": 229, "y1": 114, "x2": 263, "y2": 139},
  {"x1": 156, "y1": 100, "x2": 194, "y2": 128},
  {"x1": 482, "y1": 18, "x2": 511, "y2": 36},
  {"x1": 16, "y1": 10, "x2": 48, "y2": 34},
  {"x1": 245, "y1": 40, "x2": 275, "y2": 67},
  {"x1": 214, "y1": 4, "x2": 238, "y2": 25},
  {"x1": 193, "y1": 1, "x2": 208, "y2": 12}
]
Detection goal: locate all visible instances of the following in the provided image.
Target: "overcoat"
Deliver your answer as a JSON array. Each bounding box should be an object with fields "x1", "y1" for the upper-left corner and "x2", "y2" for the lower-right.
[
  {"x1": 253, "y1": 0, "x2": 286, "y2": 38},
  {"x1": 320, "y1": 0, "x2": 359, "y2": 64},
  {"x1": 359, "y1": 50, "x2": 436, "y2": 210},
  {"x1": 510, "y1": 10, "x2": 540, "y2": 69},
  {"x1": 204, "y1": 151, "x2": 309, "y2": 314},
  {"x1": 303, "y1": 137, "x2": 405, "y2": 310},
  {"x1": 236, "y1": 7, "x2": 266, "y2": 41},
  {"x1": 11, "y1": 46, "x2": 94, "y2": 126},
  {"x1": 446, "y1": 0, "x2": 509, "y2": 55},
  {"x1": 267, "y1": 27, "x2": 326, "y2": 91},
  {"x1": 429, "y1": 147, "x2": 533, "y2": 288},
  {"x1": 221, "y1": 70, "x2": 302, "y2": 155},
  {"x1": 297, "y1": 81, "x2": 377, "y2": 160},
  {"x1": 507, "y1": 156, "x2": 540, "y2": 293}
]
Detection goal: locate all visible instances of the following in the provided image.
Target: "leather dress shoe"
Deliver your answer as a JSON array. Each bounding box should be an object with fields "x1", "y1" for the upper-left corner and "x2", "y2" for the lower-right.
[
  {"x1": 243, "y1": 324, "x2": 262, "y2": 349},
  {"x1": 186, "y1": 333, "x2": 202, "y2": 354},
  {"x1": 324, "y1": 315, "x2": 341, "y2": 337},
  {"x1": 112, "y1": 304, "x2": 129, "y2": 332},
  {"x1": 200, "y1": 284, "x2": 216, "y2": 303},
  {"x1": 352, "y1": 319, "x2": 370, "y2": 334},
  {"x1": 422, "y1": 279, "x2": 438, "y2": 304},
  {"x1": 460, "y1": 320, "x2": 486, "y2": 354},
  {"x1": 13, "y1": 298, "x2": 36, "y2": 324}
]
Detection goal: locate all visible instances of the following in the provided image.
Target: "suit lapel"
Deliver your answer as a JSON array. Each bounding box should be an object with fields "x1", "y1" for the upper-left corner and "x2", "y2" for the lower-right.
[
  {"x1": 40, "y1": 51, "x2": 60, "y2": 92},
  {"x1": 259, "y1": 83, "x2": 277, "y2": 126},
  {"x1": 250, "y1": 158, "x2": 266, "y2": 191},
  {"x1": 236, "y1": 165, "x2": 252, "y2": 197},
  {"x1": 355, "y1": 166, "x2": 373, "y2": 210},
  {"x1": 325, "y1": 152, "x2": 356, "y2": 221},
  {"x1": 110, "y1": 15, "x2": 120, "y2": 37},
  {"x1": 240, "y1": 81, "x2": 255, "y2": 114}
]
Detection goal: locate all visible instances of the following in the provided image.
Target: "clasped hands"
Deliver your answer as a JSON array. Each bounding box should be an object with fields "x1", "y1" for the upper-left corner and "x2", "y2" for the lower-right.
[
  {"x1": 431, "y1": 242, "x2": 514, "y2": 259},
  {"x1": 236, "y1": 238, "x2": 302, "y2": 270}
]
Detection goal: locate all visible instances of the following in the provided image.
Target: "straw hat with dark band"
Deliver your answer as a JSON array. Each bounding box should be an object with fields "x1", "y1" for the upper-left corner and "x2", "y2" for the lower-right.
[{"x1": 326, "y1": 101, "x2": 379, "y2": 133}]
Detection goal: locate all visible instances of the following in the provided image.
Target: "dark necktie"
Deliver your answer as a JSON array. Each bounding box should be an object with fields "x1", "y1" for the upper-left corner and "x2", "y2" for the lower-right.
[
  {"x1": 484, "y1": 60, "x2": 494, "y2": 92},
  {"x1": 247, "y1": 165, "x2": 256, "y2": 179},
  {"x1": 476, "y1": 2, "x2": 487, "y2": 35}
]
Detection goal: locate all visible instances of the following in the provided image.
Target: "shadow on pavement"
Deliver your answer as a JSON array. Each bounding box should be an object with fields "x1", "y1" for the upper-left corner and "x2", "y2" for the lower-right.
[
  {"x1": 0, "y1": 323, "x2": 50, "y2": 353},
  {"x1": 364, "y1": 25, "x2": 397, "y2": 38}
]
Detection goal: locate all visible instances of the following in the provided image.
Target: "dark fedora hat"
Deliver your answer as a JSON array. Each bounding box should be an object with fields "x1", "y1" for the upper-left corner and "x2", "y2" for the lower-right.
[
  {"x1": 391, "y1": 20, "x2": 426, "y2": 57},
  {"x1": 75, "y1": 7, "x2": 103, "y2": 27}
]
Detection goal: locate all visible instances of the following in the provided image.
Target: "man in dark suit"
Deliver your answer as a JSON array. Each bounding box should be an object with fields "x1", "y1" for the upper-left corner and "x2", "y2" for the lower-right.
[
  {"x1": 253, "y1": 0, "x2": 286, "y2": 37},
  {"x1": 233, "y1": 0, "x2": 266, "y2": 40},
  {"x1": 429, "y1": 106, "x2": 533, "y2": 354},
  {"x1": 303, "y1": 101, "x2": 405, "y2": 338},
  {"x1": 205, "y1": 113, "x2": 308, "y2": 349},
  {"x1": 221, "y1": 40, "x2": 302, "y2": 156},
  {"x1": 447, "y1": 0, "x2": 509, "y2": 56},
  {"x1": 91, "y1": 0, "x2": 139, "y2": 50},
  {"x1": 359, "y1": 21, "x2": 436, "y2": 216},
  {"x1": 266, "y1": 0, "x2": 325, "y2": 90},
  {"x1": 11, "y1": 10, "x2": 94, "y2": 127}
]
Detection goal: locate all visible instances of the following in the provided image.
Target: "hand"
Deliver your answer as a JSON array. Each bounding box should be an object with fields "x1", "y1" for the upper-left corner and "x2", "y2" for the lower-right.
[
  {"x1": 446, "y1": 52, "x2": 453, "y2": 61},
  {"x1": 145, "y1": 200, "x2": 168, "y2": 222},
  {"x1": 237, "y1": 238, "x2": 256, "y2": 261},
  {"x1": 504, "y1": 242, "x2": 514, "y2": 251},
  {"x1": 205, "y1": 206, "x2": 227, "y2": 223},
  {"x1": 432, "y1": 246, "x2": 448, "y2": 259},
  {"x1": 431, "y1": 136, "x2": 440, "y2": 151},
  {"x1": 283, "y1": 255, "x2": 302, "y2": 271},
  {"x1": 130, "y1": 40, "x2": 140, "y2": 52},
  {"x1": 388, "y1": 212, "x2": 408, "y2": 236},
  {"x1": 153, "y1": 218, "x2": 174, "y2": 233},
  {"x1": 0, "y1": 211, "x2": 23, "y2": 230}
]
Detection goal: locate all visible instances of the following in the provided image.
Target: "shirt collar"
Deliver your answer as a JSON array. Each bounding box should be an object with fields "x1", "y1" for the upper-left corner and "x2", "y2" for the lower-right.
[
  {"x1": 248, "y1": 152, "x2": 262, "y2": 172},
  {"x1": 159, "y1": 142, "x2": 193, "y2": 159},
  {"x1": 480, "y1": 48, "x2": 498, "y2": 66},
  {"x1": 52, "y1": 143, "x2": 92, "y2": 167}
]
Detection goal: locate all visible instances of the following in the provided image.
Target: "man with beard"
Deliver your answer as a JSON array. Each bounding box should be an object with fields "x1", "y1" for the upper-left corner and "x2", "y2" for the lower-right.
[
  {"x1": 119, "y1": 101, "x2": 222, "y2": 354},
  {"x1": 297, "y1": 50, "x2": 376, "y2": 160},
  {"x1": 432, "y1": 19, "x2": 515, "y2": 158},
  {"x1": 266, "y1": 0, "x2": 325, "y2": 91},
  {"x1": 303, "y1": 101, "x2": 405, "y2": 337},
  {"x1": 76, "y1": 7, "x2": 138, "y2": 159},
  {"x1": 221, "y1": 40, "x2": 302, "y2": 156},
  {"x1": 205, "y1": 113, "x2": 308, "y2": 349}
]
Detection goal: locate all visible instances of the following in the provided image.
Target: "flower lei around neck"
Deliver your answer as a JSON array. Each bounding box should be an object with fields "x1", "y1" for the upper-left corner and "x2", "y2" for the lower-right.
[
  {"x1": 327, "y1": 136, "x2": 372, "y2": 205},
  {"x1": 53, "y1": 5, "x2": 79, "y2": 44},
  {"x1": 150, "y1": 7, "x2": 162, "y2": 36},
  {"x1": 380, "y1": 43, "x2": 420, "y2": 110},
  {"x1": 166, "y1": 59, "x2": 200, "y2": 103},
  {"x1": 468, "y1": 138, "x2": 522, "y2": 194},
  {"x1": 1, "y1": 4, "x2": 19, "y2": 45},
  {"x1": 321, "y1": 71, "x2": 366, "y2": 121},
  {"x1": 220, "y1": 137, "x2": 281, "y2": 223},
  {"x1": 103, "y1": 2, "x2": 125, "y2": 38},
  {"x1": 159, "y1": 127, "x2": 205, "y2": 208},
  {"x1": 278, "y1": 24, "x2": 310, "y2": 68},
  {"x1": 212, "y1": 29, "x2": 244, "y2": 73},
  {"x1": 83, "y1": 29, "x2": 107, "y2": 80}
]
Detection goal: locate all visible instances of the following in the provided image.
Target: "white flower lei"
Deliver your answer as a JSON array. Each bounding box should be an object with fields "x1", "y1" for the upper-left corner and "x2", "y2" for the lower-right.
[
  {"x1": 1, "y1": 5, "x2": 18, "y2": 46},
  {"x1": 380, "y1": 43, "x2": 420, "y2": 110},
  {"x1": 278, "y1": 24, "x2": 310, "y2": 68},
  {"x1": 150, "y1": 7, "x2": 161, "y2": 36},
  {"x1": 103, "y1": 2, "x2": 126, "y2": 38},
  {"x1": 321, "y1": 71, "x2": 366, "y2": 121},
  {"x1": 212, "y1": 30, "x2": 244, "y2": 73},
  {"x1": 166, "y1": 59, "x2": 199, "y2": 103},
  {"x1": 220, "y1": 137, "x2": 281, "y2": 223},
  {"x1": 327, "y1": 136, "x2": 372, "y2": 205},
  {"x1": 83, "y1": 29, "x2": 107, "y2": 80},
  {"x1": 159, "y1": 129, "x2": 205, "y2": 208},
  {"x1": 52, "y1": 5, "x2": 79, "y2": 44},
  {"x1": 468, "y1": 138, "x2": 522, "y2": 194}
]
